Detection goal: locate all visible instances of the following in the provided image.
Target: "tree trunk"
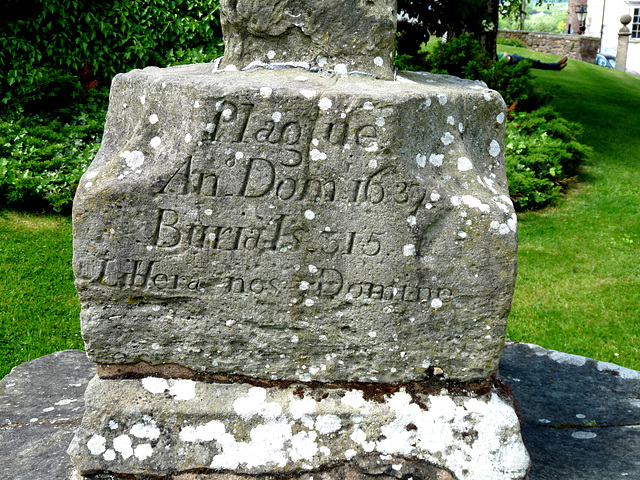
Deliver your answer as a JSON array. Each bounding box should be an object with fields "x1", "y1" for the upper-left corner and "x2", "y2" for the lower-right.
[{"x1": 479, "y1": 0, "x2": 499, "y2": 59}]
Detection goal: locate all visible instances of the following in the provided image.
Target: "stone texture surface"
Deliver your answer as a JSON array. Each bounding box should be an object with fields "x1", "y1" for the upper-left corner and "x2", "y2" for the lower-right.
[
  {"x1": 72, "y1": 458, "x2": 456, "y2": 480},
  {"x1": 219, "y1": 0, "x2": 397, "y2": 79},
  {"x1": 499, "y1": 342, "x2": 640, "y2": 480},
  {"x1": 67, "y1": 375, "x2": 528, "y2": 479},
  {"x1": 0, "y1": 351, "x2": 94, "y2": 480},
  {"x1": 73, "y1": 65, "x2": 515, "y2": 384},
  {"x1": 2, "y1": 346, "x2": 639, "y2": 479}
]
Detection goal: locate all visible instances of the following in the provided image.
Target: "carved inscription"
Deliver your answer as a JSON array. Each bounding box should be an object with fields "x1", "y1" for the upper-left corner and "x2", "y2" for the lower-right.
[
  {"x1": 82, "y1": 99, "x2": 453, "y2": 309},
  {"x1": 151, "y1": 209, "x2": 385, "y2": 256},
  {"x1": 76, "y1": 257, "x2": 453, "y2": 305},
  {"x1": 159, "y1": 156, "x2": 430, "y2": 216}
]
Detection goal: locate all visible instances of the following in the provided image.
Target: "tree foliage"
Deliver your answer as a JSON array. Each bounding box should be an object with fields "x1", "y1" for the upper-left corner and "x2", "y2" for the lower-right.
[{"x1": 396, "y1": 0, "x2": 534, "y2": 66}]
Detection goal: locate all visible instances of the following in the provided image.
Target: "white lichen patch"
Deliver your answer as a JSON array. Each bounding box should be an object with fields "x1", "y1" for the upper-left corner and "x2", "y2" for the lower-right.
[
  {"x1": 119, "y1": 151, "x2": 145, "y2": 169},
  {"x1": 489, "y1": 140, "x2": 501, "y2": 157},
  {"x1": 441, "y1": 132, "x2": 454, "y2": 145},
  {"x1": 374, "y1": 56, "x2": 384, "y2": 66},
  {"x1": 260, "y1": 87, "x2": 273, "y2": 98},
  {"x1": 150, "y1": 136, "x2": 162, "y2": 149},
  {"x1": 334, "y1": 63, "x2": 348, "y2": 75},
  {"x1": 290, "y1": 431, "x2": 319, "y2": 461},
  {"x1": 363, "y1": 101, "x2": 375, "y2": 111},
  {"x1": 234, "y1": 387, "x2": 283, "y2": 421},
  {"x1": 134, "y1": 443, "x2": 153, "y2": 461},
  {"x1": 415, "y1": 153, "x2": 427, "y2": 168},
  {"x1": 315, "y1": 414, "x2": 342, "y2": 434},
  {"x1": 451, "y1": 195, "x2": 490, "y2": 213},
  {"x1": 87, "y1": 435, "x2": 106, "y2": 455},
  {"x1": 365, "y1": 142, "x2": 379, "y2": 153},
  {"x1": 437, "y1": 94, "x2": 448, "y2": 105},
  {"x1": 272, "y1": 112, "x2": 282, "y2": 123},
  {"x1": 289, "y1": 396, "x2": 316, "y2": 419},
  {"x1": 496, "y1": 112, "x2": 505, "y2": 124},
  {"x1": 403, "y1": 244, "x2": 416, "y2": 256},
  {"x1": 304, "y1": 210, "x2": 316, "y2": 220},
  {"x1": 318, "y1": 98, "x2": 332, "y2": 111},
  {"x1": 148, "y1": 114, "x2": 159, "y2": 124},
  {"x1": 457, "y1": 157, "x2": 473, "y2": 171},
  {"x1": 429, "y1": 154, "x2": 444, "y2": 167},
  {"x1": 300, "y1": 89, "x2": 316, "y2": 99},
  {"x1": 140, "y1": 377, "x2": 196, "y2": 400},
  {"x1": 113, "y1": 434, "x2": 133, "y2": 460},
  {"x1": 310, "y1": 149, "x2": 327, "y2": 161}
]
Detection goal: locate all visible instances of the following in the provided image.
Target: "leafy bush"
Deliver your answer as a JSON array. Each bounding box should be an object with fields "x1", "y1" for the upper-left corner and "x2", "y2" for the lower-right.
[
  {"x1": 0, "y1": 0, "x2": 223, "y2": 212},
  {"x1": 420, "y1": 35, "x2": 589, "y2": 209},
  {"x1": 1, "y1": 0, "x2": 223, "y2": 109},
  {"x1": 505, "y1": 107, "x2": 591, "y2": 210},
  {"x1": 0, "y1": 76, "x2": 108, "y2": 213}
]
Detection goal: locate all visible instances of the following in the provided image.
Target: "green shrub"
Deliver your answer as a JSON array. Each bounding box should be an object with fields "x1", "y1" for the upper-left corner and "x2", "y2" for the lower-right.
[
  {"x1": 0, "y1": 77, "x2": 108, "y2": 213},
  {"x1": 1, "y1": 0, "x2": 223, "y2": 109},
  {"x1": 505, "y1": 107, "x2": 591, "y2": 210}
]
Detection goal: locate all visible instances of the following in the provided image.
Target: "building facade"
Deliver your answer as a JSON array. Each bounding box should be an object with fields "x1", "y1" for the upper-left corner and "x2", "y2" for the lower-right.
[{"x1": 578, "y1": 0, "x2": 640, "y2": 72}]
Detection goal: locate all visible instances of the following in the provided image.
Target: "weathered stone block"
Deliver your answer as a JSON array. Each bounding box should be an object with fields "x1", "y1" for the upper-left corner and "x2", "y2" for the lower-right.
[
  {"x1": 219, "y1": 0, "x2": 397, "y2": 79},
  {"x1": 73, "y1": 65, "x2": 516, "y2": 384},
  {"x1": 67, "y1": 376, "x2": 530, "y2": 479}
]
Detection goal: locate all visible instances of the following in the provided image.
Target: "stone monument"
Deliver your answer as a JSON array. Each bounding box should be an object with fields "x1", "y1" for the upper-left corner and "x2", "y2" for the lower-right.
[{"x1": 68, "y1": 1, "x2": 530, "y2": 478}]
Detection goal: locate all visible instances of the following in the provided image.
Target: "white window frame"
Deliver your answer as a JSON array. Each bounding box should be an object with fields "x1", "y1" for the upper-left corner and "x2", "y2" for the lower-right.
[{"x1": 633, "y1": 6, "x2": 640, "y2": 38}]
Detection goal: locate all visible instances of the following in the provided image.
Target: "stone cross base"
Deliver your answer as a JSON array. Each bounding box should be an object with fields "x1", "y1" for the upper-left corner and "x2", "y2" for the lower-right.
[
  {"x1": 68, "y1": 376, "x2": 529, "y2": 479},
  {"x1": 69, "y1": 63, "x2": 525, "y2": 479}
]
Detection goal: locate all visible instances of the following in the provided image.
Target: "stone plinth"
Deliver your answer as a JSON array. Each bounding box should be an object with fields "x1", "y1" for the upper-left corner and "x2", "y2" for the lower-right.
[
  {"x1": 72, "y1": 65, "x2": 515, "y2": 385},
  {"x1": 67, "y1": 376, "x2": 528, "y2": 479}
]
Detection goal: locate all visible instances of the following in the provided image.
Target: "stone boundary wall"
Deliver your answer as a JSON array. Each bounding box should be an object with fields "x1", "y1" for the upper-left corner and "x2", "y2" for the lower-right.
[{"x1": 498, "y1": 30, "x2": 600, "y2": 63}]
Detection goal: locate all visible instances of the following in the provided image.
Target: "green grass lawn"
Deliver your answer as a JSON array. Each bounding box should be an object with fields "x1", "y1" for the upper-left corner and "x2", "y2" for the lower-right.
[
  {"x1": 0, "y1": 212, "x2": 82, "y2": 377},
  {"x1": 502, "y1": 46, "x2": 640, "y2": 370},
  {"x1": 1, "y1": 48, "x2": 639, "y2": 378}
]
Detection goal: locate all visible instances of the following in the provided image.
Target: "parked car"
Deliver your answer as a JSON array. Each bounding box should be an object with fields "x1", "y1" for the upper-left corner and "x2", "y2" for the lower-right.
[{"x1": 595, "y1": 53, "x2": 616, "y2": 69}]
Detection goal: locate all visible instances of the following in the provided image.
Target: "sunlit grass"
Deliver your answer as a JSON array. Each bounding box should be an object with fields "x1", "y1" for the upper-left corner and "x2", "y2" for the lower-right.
[
  {"x1": 0, "y1": 211, "x2": 82, "y2": 378},
  {"x1": 505, "y1": 48, "x2": 640, "y2": 370}
]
